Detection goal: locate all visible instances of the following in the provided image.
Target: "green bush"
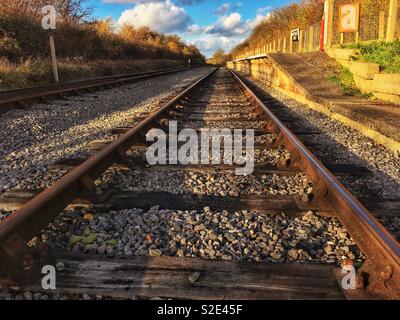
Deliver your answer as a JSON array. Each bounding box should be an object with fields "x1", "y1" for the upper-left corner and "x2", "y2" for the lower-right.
[
  {"x1": 328, "y1": 65, "x2": 371, "y2": 98},
  {"x1": 345, "y1": 41, "x2": 400, "y2": 73}
]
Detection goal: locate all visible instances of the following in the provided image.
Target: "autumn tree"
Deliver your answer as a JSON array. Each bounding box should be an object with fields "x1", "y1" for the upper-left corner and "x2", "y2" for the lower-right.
[
  {"x1": 0, "y1": 1, "x2": 204, "y2": 62},
  {"x1": 210, "y1": 49, "x2": 230, "y2": 65},
  {"x1": 231, "y1": 0, "x2": 324, "y2": 57},
  {"x1": 0, "y1": 0, "x2": 92, "y2": 22},
  {"x1": 93, "y1": 18, "x2": 114, "y2": 36}
]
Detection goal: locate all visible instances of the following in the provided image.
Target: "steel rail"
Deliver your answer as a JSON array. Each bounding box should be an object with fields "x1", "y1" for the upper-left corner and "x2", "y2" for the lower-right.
[
  {"x1": 0, "y1": 67, "x2": 183, "y2": 98},
  {"x1": 1, "y1": 66, "x2": 399, "y2": 298},
  {"x1": 230, "y1": 69, "x2": 400, "y2": 299},
  {"x1": 0, "y1": 68, "x2": 218, "y2": 282},
  {"x1": 0, "y1": 67, "x2": 191, "y2": 109}
]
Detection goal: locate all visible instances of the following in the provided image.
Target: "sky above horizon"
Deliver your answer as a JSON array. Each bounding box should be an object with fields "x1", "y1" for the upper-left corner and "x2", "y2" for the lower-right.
[{"x1": 87, "y1": 0, "x2": 297, "y2": 57}]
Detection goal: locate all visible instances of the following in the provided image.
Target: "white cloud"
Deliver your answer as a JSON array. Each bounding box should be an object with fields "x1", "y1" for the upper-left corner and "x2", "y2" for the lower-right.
[
  {"x1": 117, "y1": 1, "x2": 192, "y2": 33},
  {"x1": 186, "y1": 24, "x2": 203, "y2": 34},
  {"x1": 247, "y1": 11, "x2": 271, "y2": 29},
  {"x1": 184, "y1": 8, "x2": 272, "y2": 57},
  {"x1": 214, "y1": 3, "x2": 231, "y2": 16},
  {"x1": 103, "y1": 0, "x2": 153, "y2": 3},
  {"x1": 189, "y1": 34, "x2": 245, "y2": 57},
  {"x1": 205, "y1": 12, "x2": 248, "y2": 36},
  {"x1": 112, "y1": 1, "x2": 272, "y2": 57},
  {"x1": 175, "y1": 0, "x2": 204, "y2": 5},
  {"x1": 221, "y1": 12, "x2": 241, "y2": 29},
  {"x1": 256, "y1": 6, "x2": 273, "y2": 15},
  {"x1": 214, "y1": 2, "x2": 243, "y2": 15},
  {"x1": 103, "y1": 0, "x2": 204, "y2": 5}
]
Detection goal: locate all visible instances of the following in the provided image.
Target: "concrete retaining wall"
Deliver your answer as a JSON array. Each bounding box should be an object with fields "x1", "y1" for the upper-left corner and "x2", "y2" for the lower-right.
[
  {"x1": 230, "y1": 59, "x2": 305, "y2": 98},
  {"x1": 227, "y1": 57, "x2": 400, "y2": 154},
  {"x1": 326, "y1": 48, "x2": 400, "y2": 104}
]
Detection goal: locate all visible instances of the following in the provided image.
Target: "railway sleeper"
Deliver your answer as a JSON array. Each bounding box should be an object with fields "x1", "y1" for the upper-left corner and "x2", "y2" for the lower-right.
[
  {"x1": 23, "y1": 254, "x2": 346, "y2": 300},
  {"x1": 1, "y1": 68, "x2": 399, "y2": 299}
]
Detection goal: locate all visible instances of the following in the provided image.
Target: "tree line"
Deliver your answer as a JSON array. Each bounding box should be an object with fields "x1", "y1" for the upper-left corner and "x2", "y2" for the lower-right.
[
  {"x1": 207, "y1": 49, "x2": 231, "y2": 66},
  {"x1": 0, "y1": 0, "x2": 204, "y2": 62},
  {"x1": 230, "y1": 0, "x2": 324, "y2": 57}
]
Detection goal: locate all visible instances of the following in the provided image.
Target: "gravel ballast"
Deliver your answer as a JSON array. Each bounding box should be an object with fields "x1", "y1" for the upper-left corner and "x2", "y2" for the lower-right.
[
  {"x1": 0, "y1": 68, "x2": 374, "y2": 300},
  {"x1": 1, "y1": 202, "x2": 362, "y2": 301},
  {"x1": 96, "y1": 168, "x2": 311, "y2": 196},
  {"x1": 0, "y1": 67, "x2": 212, "y2": 194},
  {"x1": 39, "y1": 206, "x2": 364, "y2": 266},
  {"x1": 247, "y1": 76, "x2": 400, "y2": 241}
]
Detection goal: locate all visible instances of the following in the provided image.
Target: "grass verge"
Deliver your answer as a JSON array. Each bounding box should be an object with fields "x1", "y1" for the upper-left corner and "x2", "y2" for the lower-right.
[
  {"x1": 328, "y1": 65, "x2": 372, "y2": 98},
  {"x1": 0, "y1": 58, "x2": 187, "y2": 90},
  {"x1": 344, "y1": 40, "x2": 400, "y2": 73}
]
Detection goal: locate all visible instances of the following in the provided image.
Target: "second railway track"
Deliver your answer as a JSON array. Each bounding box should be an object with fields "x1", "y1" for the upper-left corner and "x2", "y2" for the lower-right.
[
  {"x1": 0, "y1": 68, "x2": 399, "y2": 300},
  {"x1": 0, "y1": 67, "x2": 191, "y2": 110}
]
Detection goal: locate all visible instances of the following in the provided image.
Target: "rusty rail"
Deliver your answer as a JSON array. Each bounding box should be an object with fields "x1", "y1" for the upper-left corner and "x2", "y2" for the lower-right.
[
  {"x1": 230, "y1": 69, "x2": 400, "y2": 299},
  {"x1": 0, "y1": 66, "x2": 399, "y2": 299},
  {"x1": 0, "y1": 67, "x2": 218, "y2": 284},
  {"x1": 0, "y1": 67, "x2": 191, "y2": 110}
]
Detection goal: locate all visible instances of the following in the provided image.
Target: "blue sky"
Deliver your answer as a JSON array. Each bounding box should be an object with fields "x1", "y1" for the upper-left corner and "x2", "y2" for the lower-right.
[{"x1": 87, "y1": 1, "x2": 296, "y2": 57}]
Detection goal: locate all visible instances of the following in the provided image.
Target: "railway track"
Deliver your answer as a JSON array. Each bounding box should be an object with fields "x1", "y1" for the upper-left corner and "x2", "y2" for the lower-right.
[
  {"x1": 0, "y1": 67, "x2": 190, "y2": 110},
  {"x1": 0, "y1": 67, "x2": 399, "y2": 300}
]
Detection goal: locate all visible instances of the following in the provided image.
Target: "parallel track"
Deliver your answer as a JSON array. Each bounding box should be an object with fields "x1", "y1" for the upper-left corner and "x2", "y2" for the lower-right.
[
  {"x1": 0, "y1": 67, "x2": 190, "y2": 110},
  {"x1": 0, "y1": 67, "x2": 399, "y2": 300}
]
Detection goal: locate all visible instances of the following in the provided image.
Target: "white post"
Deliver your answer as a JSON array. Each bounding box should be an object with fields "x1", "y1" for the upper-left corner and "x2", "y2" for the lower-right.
[
  {"x1": 324, "y1": 0, "x2": 334, "y2": 48},
  {"x1": 49, "y1": 35, "x2": 59, "y2": 83},
  {"x1": 379, "y1": 11, "x2": 386, "y2": 40},
  {"x1": 387, "y1": 0, "x2": 399, "y2": 41}
]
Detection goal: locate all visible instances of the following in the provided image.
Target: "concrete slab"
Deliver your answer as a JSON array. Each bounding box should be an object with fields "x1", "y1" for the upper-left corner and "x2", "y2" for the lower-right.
[
  {"x1": 348, "y1": 61, "x2": 380, "y2": 80},
  {"x1": 268, "y1": 53, "x2": 344, "y2": 98},
  {"x1": 330, "y1": 103, "x2": 400, "y2": 142},
  {"x1": 255, "y1": 52, "x2": 400, "y2": 151},
  {"x1": 373, "y1": 73, "x2": 400, "y2": 95},
  {"x1": 325, "y1": 48, "x2": 360, "y2": 61}
]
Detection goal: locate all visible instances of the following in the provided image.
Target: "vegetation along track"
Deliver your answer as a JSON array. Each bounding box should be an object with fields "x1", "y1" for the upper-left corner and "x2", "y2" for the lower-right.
[
  {"x1": 0, "y1": 68, "x2": 399, "y2": 300},
  {"x1": 0, "y1": 67, "x2": 190, "y2": 110}
]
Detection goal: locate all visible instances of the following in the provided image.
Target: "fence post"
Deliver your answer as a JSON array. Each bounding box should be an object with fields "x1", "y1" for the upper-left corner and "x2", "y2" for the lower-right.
[
  {"x1": 355, "y1": 31, "x2": 359, "y2": 43},
  {"x1": 283, "y1": 37, "x2": 287, "y2": 53},
  {"x1": 308, "y1": 26, "x2": 314, "y2": 52},
  {"x1": 278, "y1": 38, "x2": 281, "y2": 52},
  {"x1": 289, "y1": 35, "x2": 293, "y2": 53},
  {"x1": 299, "y1": 30, "x2": 304, "y2": 53},
  {"x1": 49, "y1": 35, "x2": 59, "y2": 83},
  {"x1": 325, "y1": 0, "x2": 334, "y2": 48},
  {"x1": 386, "y1": 0, "x2": 399, "y2": 41},
  {"x1": 379, "y1": 11, "x2": 386, "y2": 40}
]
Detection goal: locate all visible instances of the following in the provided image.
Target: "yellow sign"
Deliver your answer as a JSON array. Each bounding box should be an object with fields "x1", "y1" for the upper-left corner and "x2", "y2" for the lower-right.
[{"x1": 339, "y1": 2, "x2": 360, "y2": 33}]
